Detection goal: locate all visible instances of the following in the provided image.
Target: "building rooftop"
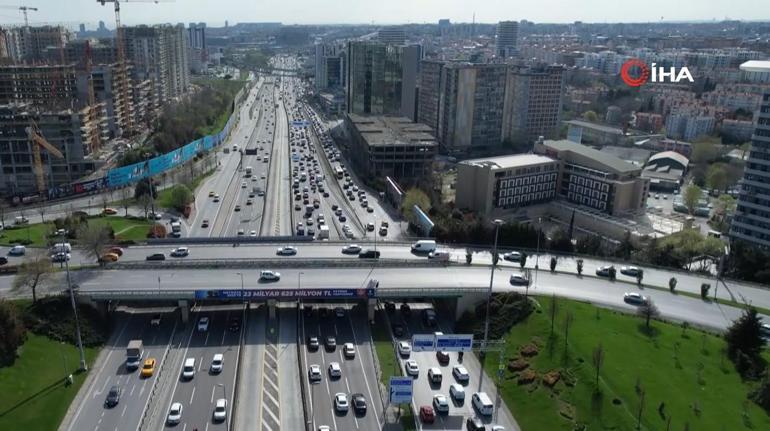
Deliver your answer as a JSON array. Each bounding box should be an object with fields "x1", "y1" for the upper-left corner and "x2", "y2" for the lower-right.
[
  {"x1": 541, "y1": 139, "x2": 640, "y2": 174},
  {"x1": 740, "y1": 60, "x2": 770, "y2": 73},
  {"x1": 648, "y1": 151, "x2": 689, "y2": 168},
  {"x1": 459, "y1": 153, "x2": 556, "y2": 170},
  {"x1": 347, "y1": 114, "x2": 437, "y2": 148},
  {"x1": 565, "y1": 119, "x2": 625, "y2": 135}
]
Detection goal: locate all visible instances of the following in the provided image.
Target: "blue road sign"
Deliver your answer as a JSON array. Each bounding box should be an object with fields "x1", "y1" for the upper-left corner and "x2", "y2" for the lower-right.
[
  {"x1": 411, "y1": 334, "x2": 436, "y2": 352},
  {"x1": 389, "y1": 376, "x2": 413, "y2": 404},
  {"x1": 436, "y1": 334, "x2": 474, "y2": 352}
]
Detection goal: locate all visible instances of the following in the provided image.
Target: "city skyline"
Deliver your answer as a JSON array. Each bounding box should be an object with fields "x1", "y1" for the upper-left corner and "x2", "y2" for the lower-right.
[{"x1": 0, "y1": 0, "x2": 767, "y2": 27}]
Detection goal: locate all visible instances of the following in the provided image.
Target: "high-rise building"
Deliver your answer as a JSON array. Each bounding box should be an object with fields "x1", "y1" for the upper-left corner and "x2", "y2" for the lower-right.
[
  {"x1": 502, "y1": 64, "x2": 565, "y2": 145},
  {"x1": 437, "y1": 62, "x2": 508, "y2": 154},
  {"x1": 438, "y1": 19, "x2": 451, "y2": 35},
  {"x1": 378, "y1": 26, "x2": 406, "y2": 45},
  {"x1": 123, "y1": 24, "x2": 190, "y2": 106},
  {"x1": 0, "y1": 25, "x2": 73, "y2": 63},
  {"x1": 187, "y1": 23, "x2": 207, "y2": 74},
  {"x1": 731, "y1": 61, "x2": 770, "y2": 249},
  {"x1": 416, "y1": 60, "x2": 444, "y2": 133},
  {"x1": 346, "y1": 41, "x2": 420, "y2": 120},
  {"x1": 315, "y1": 43, "x2": 346, "y2": 91},
  {"x1": 495, "y1": 21, "x2": 519, "y2": 58}
]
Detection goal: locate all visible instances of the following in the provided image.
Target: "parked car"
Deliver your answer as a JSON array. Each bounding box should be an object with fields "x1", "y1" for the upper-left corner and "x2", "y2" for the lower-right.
[
  {"x1": 503, "y1": 251, "x2": 522, "y2": 262},
  {"x1": 596, "y1": 265, "x2": 614, "y2": 277}
]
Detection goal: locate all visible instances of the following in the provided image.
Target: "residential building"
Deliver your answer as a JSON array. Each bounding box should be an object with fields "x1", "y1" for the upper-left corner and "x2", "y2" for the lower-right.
[
  {"x1": 315, "y1": 42, "x2": 346, "y2": 91},
  {"x1": 565, "y1": 119, "x2": 630, "y2": 146},
  {"x1": 346, "y1": 41, "x2": 420, "y2": 120},
  {"x1": 634, "y1": 112, "x2": 664, "y2": 133},
  {"x1": 456, "y1": 154, "x2": 559, "y2": 214},
  {"x1": 123, "y1": 24, "x2": 190, "y2": 106},
  {"x1": 721, "y1": 119, "x2": 755, "y2": 143},
  {"x1": 378, "y1": 26, "x2": 406, "y2": 45},
  {"x1": 187, "y1": 23, "x2": 207, "y2": 74},
  {"x1": 495, "y1": 21, "x2": 519, "y2": 58},
  {"x1": 416, "y1": 59, "x2": 444, "y2": 133},
  {"x1": 665, "y1": 112, "x2": 716, "y2": 141},
  {"x1": 0, "y1": 64, "x2": 78, "y2": 108},
  {"x1": 731, "y1": 61, "x2": 770, "y2": 248},
  {"x1": 502, "y1": 64, "x2": 565, "y2": 145},
  {"x1": 535, "y1": 138, "x2": 649, "y2": 216},
  {"x1": 343, "y1": 114, "x2": 437, "y2": 182}
]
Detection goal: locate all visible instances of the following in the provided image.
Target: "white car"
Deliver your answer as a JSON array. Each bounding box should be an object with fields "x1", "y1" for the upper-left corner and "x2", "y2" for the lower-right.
[
  {"x1": 276, "y1": 246, "x2": 298, "y2": 256},
  {"x1": 343, "y1": 343, "x2": 356, "y2": 358},
  {"x1": 624, "y1": 292, "x2": 648, "y2": 305},
  {"x1": 450, "y1": 383, "x2": 465, "y2": 401},
  {"x1": 241, "y1": 181, "x2": 247, "y2": 188},
  {"x1": 167, "y1": 402, "x2": 183, "y2": 424},
  {"x1": 397, "y1": 341, "x2": 411, "y2": 357},
  {"x1": 213, "y1": 398, "x2": 227, "y2": 422},
  {"x1": 328, "y1": 362, "x2": 342, "y2": 377},
  {"x1": 503, "y1": 251, "x2": 522, "y2": 262},
  {"x1": 318, "y1": 427, "x2": 331, "y2": 431},
  {"x1": 342, "y1": 244, "x2": 362, "y2": 254},
  {"x1": 620, "y1": 266, "x2": 641, "y2": 277},
  {"x1": 453, "y1": 365, "x2": 470, "y2": 383},
  {"x1": 170, "y1": 247, "x2": 189, "y2": 257},
  {"x1": 405, "y1": 360, "x2": 419, "y2": 376},
  {"x1": 260, "y1": 270, "x2": 281, "y2": 281},
  {"x1": 334, "y1": 393, "x2": 349, "y2": 412},
  {"x1": 210, "y1": 353, "x2": 224, "y2": 373},
  {"x1": 250, "y1": 230, "x2": 257, "y2": 237},
  {"x1": 433, "y1": 394, "x2": 450, "y2": 413},
  {"x1": 309, "y1": 364, "x2": 322, "y2": 382},
  {"x1": 197, "y1": 317, "x2": 210, "y2": 332}
]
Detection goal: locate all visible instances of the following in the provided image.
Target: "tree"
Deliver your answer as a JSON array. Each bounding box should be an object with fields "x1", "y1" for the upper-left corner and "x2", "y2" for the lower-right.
[
  {"x1": 148, "y1": 223, "x2": 167, "y2": 239},
  {"x1": 519, "y1": 252, "x2": 527, "y2": 269},
  {"x1": 0, "y1": 200, "x2": 7, "y2": 228},
  {"x1": 134, "y1": 178, "x2": 157, "y2": 200},
  {"x1": 77, "y1": 223, "x2": 112, "y2": 264},
  {"x1": 549, "y1": 294, "x2": 559, "y2": 337},
  {"x1": 138, "y1": 193, "x2": 152, "y2": 219},
  {"x1": 725, "y1": 307, "x2": 765, "y2": 360},
  {"x1": 548, "y1": 228, "x2": 573, "y2": 253},
  {"x1": 550, "y1": 257, "x2": 557, "y2": 273},
  {"x1": 169, "y1": 184, "x2": 194, "y2": 212},
  {"x1": 583, "y1": 110, "x2": 599, "y2": 122},
  {"x1": 119, "y1": 187, "x2": 133, "y2": 217},
  {"x1": 592, "y1": 343, "x2": 604, "y2": 388},
  {"x1": 400, "y1": 188, "x2": 431, "y2": 225},
  {"x1": 669, "y1": 277, "x2": 677, "y2": 292},
  {"x1": 683, "y1": 185, "x2": 703, "y2": 215},
  {"x1": 706, "y1": 164, "x2": 729, "y2": 193},
  {"x1": 700, "y1": 283, "x2": 711, "y2": 299},
  {"x1": 637, "y1": 300, "x2": 660, "y2": 329},
  {"x1": 691, "y1": 141, "x2": 720, "y2": 164},
  {"x1": 608, "y1": 266, "x2": 617, "y2": 281},
  {"x1": 37, "y1": 205, "x2": 46, "y2": 224},
  {"x1": 0, "y1": 300, "x2": 26, "y2": 366},
  {"x1": 636, "y1": 269, "x2": 644, "y2": 286},
  {"x1": 12, "y1": 250, "x2": 54, "y2": 303},
  {"x1": 576, "y1": 259, "x2": 584, "y2": 275}
]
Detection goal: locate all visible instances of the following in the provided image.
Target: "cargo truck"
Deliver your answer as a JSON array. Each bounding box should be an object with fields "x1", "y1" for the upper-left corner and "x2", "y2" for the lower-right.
[
  {"x1": 126, "y1": 339, "x2": 143, "y2": 370},
  {"x1": 317, "y1": 225, "x2": 330, "y2": 240}
]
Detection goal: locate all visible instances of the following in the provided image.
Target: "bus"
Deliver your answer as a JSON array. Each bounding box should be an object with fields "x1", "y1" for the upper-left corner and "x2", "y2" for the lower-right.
[{"x1": 334, "y1": 166, "x2": 344, "y2": 179}]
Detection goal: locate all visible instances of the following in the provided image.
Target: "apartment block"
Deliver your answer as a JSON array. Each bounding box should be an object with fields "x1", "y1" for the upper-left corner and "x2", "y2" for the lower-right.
[
  {"x1": 731, "y1": 61, "x2": 770, "y2": 249},
  {"x1": 0, "y1": 25, "x2": 73, "y2": 63},
  {"x1": 378, "y1": 26, "x2": 406, "y2": 45},
  {"x1": 502, "y1": 64, "x2": 565, "y2": 145},
  {"x1": 416, "y1": 60, "x2": 444, "y2": 132}
]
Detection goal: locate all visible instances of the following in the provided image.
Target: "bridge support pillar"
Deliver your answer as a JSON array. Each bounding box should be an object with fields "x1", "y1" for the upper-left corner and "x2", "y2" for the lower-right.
[
  {"x1": 367, "y1": 298, "x2": 376, "y2": 323},
  {"x1": 454, "y1": 292, "x2": 486, "y2": 321},
  {"x1": 268, "y1": 299, "x2": 277, "y2": 319},
  {"x1": 178, "y1": 300, "x2": 189, "y2": 323}
]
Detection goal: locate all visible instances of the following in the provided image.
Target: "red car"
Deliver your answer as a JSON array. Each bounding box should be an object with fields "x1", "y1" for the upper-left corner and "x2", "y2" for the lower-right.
[{"x1": 419, "y1": 405, "x2": 435, "y2": 424}]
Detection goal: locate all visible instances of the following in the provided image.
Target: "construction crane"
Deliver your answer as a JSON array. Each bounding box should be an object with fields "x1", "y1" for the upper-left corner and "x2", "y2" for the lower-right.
[
  {"x1": 97, "y1": 1, "x2": 170, "y2": 135},
  {"x1": 0, "y1": 5, "x2": 38, "y2": 27},
  {"x1": 27, "y1": 120, "x2": 64, "y2": 195}
]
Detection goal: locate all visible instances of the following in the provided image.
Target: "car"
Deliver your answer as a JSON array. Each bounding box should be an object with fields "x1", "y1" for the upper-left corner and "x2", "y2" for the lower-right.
[
  {"x1": 342, "y1": 244, "x2": 362, "y2": 254},
  {"x1": 302, "y1": 334, "x2": 319, "y2": 350},
  {"x1": 596, "y1": 265, "x2": 614, "y2": 277},
  {"x1": 237, "y1": 229, "x2": 245, "y2": 236},
  {"x1": 309, "y1": 364, "x2": 322, "y2": 381},
  {"x1": 419, "y1": 405, "x2": 435, "y2": 423},
  {"x1": 208, "y1": 191, "x2": 215, "y2": 197},
  {"x1": 453, "y1": 365, "x2": 470, "y2": 383},
  {"x1": 335, "y1": 307, "x2": 345, "y2": 317},
  {"x1": 620, "y1": 266, "x2": 641, "y2": 276},
  {"x1": 325, "y1": 336, "x2": 337, "y2": 351},
  {"x1": 250, "y1": 230, "x2": 257, "y2": 237},
  {"x1": 213, "y1": 194, "x2": 220, "y2": 202},
  {"x1": 197, "y1": 317, "x2": 210, "y2": 331},
  {"x1": 437, "y1": 350, "x2": 450, "y2": 365},
  {"x1": 260, "y1": 270, "x2": 280, "y2": 281},
  {"x1": 352, "y1": 393, "x2": 367, "y2": 415},
  {"x1": 400, "y1": 303, "x2": 411, "y2": 315},
  {"x1": 334, "y1": 393, "x2": 349, "y2": 412},
  {"x1": 450, "y1": 383, "x2": 465, "y2": 402},
  {"x1": 246, "y1": 199, "x2": 253, "y2": 205},
  {"x1": 379, "y1": 226, "x2": 388, "y2": 236},
  {"x1": 229, "y1": 318, "x2": 240, "y2": 332},
  {"x1": 167, "y1": 402, "x2": 183, "y2": 424},
  {"x1": 8, "y1": 245, "x2": 25, "y2": 256},
  {"x1": 624, "y1": 292, "x2": 648, "y2": 305},
  {"x1": 100, "y1": 252, "x2": 120, "y2": 263},
  {"x1": 277, "y1": 246, "x2": 298, "y2": 256},
  {"x1": 509, "y1": 273, "x2": 529, "y2": 286},
  {"x1": 107, "y1": 246, "x2": 124, "y2": 256},
  {"x1": 358, "y1": 249, "x2": 380, "y2": 259},
  {"x1": 234, "y1": 204, "x2": 241, "y2": 212},
  {"x1": 429, "y1": 367, "x2": 443, "y2": 384},
  {"x1": 201, "y1": 219, "x2": 210, "y2": 228},
  {"x1": 433, "y1": 394, "x2": 450, "y2": 413},
  {"x1": 241, "y1": 181, "x2": 247, "y2": 188},
  {"x1": 150, "y1": 314, "x2": 162, "y2": 326},
  {"x1": 367, "y1": 207, "x2": 374, "y2": 213},
  {"x1": 398, "y1": 341, "x2": 411, "y2": 357},
  {"x1": 343, "y1": 343, "x2": 356, "y2": 358},
  {"x1": 405, "y1": 360, "x2": 419, "y2": 376},
  {"x1": 146, "y1": 253, "x2": 166, "y2": 261},
  {"x1": 213, "y1": 398, "x2": 227, "y2": 422},
  {"x1": 102, "y1": 207, "x2": 118, "y2": 215},
  {"x1": 104, "y1": 385, "x2": 121, "y2": 407},
  {"x1": 51, "y1": 252, "x2": 71, "y2": 263},
  {"x1": 366, "y1": 222, "x2": 375, "y2": 231},
  {"x1": 503, "y1": 251, "x2": 522, "y2": 262},
  {"x1": 170, "y1": 247, "x2": 189, "y2": 257},
  {"x1": 466, "y1": 417, "x2": 485, "y2": 431},
  {"x1": 328, "y1": 362, "x2": 342, "y2": 378},
  {"x1": 140, "y1": 358, "x2": 157, "y2": 377},
  {"x1": 211, "y1": 353, "x2": 224, "y2": 373}
]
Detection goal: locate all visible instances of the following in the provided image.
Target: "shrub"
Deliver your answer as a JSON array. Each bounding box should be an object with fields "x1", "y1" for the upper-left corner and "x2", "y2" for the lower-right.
[
  {"x1": 23, "y1": 297, "x2": 108, "y2": 347},
  {"x1": 148, "y1": 223, "x2": 167, "y2": 239},
  {"x1": 0, "y1": 299, "x2": 26, "y2": 366}
]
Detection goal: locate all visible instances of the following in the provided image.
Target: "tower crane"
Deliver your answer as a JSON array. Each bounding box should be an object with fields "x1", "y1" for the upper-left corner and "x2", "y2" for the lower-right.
[
  {"x1": 27, "y1": 120, "x2": 64, "y2": 195},
  {"x1": 0, "y1": 5, "x2": 38, "y2": 27}
]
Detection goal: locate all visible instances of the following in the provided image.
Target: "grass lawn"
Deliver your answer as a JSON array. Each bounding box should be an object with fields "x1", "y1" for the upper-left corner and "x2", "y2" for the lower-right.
[
  {"x1": 0, "y1": 334, "x2": 99, "y2": 431},
  {"x1": 0, "y1": 216, "x2": 153, "y2": 248},
  {"x1": 483, "y1": 297, "x2": 770, "y2": 430},
  {"x1": 0, "y1": 222, "x2": 55, "y2": 247}
]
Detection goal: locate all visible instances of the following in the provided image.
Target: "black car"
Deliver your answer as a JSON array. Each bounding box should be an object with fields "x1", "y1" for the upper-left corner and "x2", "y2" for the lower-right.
[
  {"x1": 466, "y1": 417, "x2": 485, "y2": 431},
  {"x1": 104, "y1": 385, "x2": 121, "y2": 408},
  {"x1": 303, "y1": 305, "x2": 313, "y2": 316},
  {"x1": 352, "y1": 393, "x2": 367, "y2": 415},
  {"x1": 0, "y1": 256, "x2": 7, "y2": 265},
  {"x1": 436, "y1": 351, "x2": 450, "y2": 365},
  {"x1": 400, "y1": 303, "x2": 411, "y2": 315},
  {"x1": 307, "y1": 336, "x2": 319, "y2": 351},
  {"x1": 384, "y1": 302, "x2": 396, "y2": 313},
  {"x1": 325, "y1": 336, "x2": 337, "y2": 351},
  {"x1": 228, "y1": 318, "x2": 241, "y2": 332},
  {"x1": 318, "y1": 307, "x2": 329, "y2": 318},
  {"x1": 146, "y1": 253, "x2": 166, "y2": 261},
  {"x1": 358, "y1": 249, "x2": 380, "y2": 259}
]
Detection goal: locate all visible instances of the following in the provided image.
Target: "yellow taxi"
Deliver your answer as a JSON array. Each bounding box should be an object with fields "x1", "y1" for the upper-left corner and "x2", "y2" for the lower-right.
[{"x1": 140, "y1": 358, "x2": 156, "y2": 377}]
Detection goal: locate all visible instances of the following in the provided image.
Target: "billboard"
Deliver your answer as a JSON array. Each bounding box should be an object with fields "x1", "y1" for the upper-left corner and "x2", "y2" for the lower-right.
[{"x1": 195, "y1": 288, "x2": 372, "y2": 300}]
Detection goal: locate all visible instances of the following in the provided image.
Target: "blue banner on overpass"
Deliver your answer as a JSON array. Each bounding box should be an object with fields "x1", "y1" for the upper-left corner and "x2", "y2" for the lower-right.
[{"x1": 195, "y1": 288, "x2": 374, "y2": 300}]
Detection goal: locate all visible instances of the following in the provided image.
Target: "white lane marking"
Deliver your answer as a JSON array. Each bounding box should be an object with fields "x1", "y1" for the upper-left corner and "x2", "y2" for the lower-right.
[
  {"x1": 163, "y1": 311, "x2": 198, "y2": 426},
  {"x1": 189, "y1": 386, "x2": 196, "y2": 405},
  {"x1": 120, "y1": 405, "x2": 127, "y2": 417},
  {"x1": 347, "y1": 310, "x2": 380, "y2": 425},
  {"x1": 129, "y1": 383, "x2": 135, "y2": 397},
  {"x1": 211, "y1": 385, "x2": 216, "y2": 403}
]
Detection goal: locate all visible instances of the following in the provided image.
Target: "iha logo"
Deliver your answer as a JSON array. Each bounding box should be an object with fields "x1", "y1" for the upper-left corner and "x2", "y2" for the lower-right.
[{"x1": 620, "y1": 58, "x2": 694, "y2": 87}]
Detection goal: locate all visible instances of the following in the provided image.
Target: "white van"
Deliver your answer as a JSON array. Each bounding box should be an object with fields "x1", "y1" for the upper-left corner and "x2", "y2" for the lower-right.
[
  {"x1": 472, "y1": 392, "x2": 494, "y2": 416},
  {"x1": 411, "y1": 240, "x2": 437, "y2": 253},
  {"x1": 14, "y1": 216, "x2": 29, "y2": 225},
  {"x1": 182, "y1": 358, "x2": 195, "y2": 379}
]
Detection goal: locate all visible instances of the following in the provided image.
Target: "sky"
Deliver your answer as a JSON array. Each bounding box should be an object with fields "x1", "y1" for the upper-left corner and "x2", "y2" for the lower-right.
[{"x1": 0, "y1": 0, "x2": 767, "y2": 28}]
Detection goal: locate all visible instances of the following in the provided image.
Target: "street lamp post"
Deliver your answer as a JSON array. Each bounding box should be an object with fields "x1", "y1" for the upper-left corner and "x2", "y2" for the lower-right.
[
  {"x1": 62, "y1": 231, "x2": 87, "y2": 371},
  {"x1": 236, "y1": 272, "x2": 246, "y2": 318},
  {"x1": 479, "y1": 219, "x2": 503, "y2": 392},
  {"x1": 535, "y1": 217, "x2": 542, "y2": 287}
]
